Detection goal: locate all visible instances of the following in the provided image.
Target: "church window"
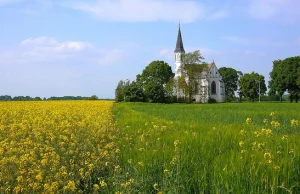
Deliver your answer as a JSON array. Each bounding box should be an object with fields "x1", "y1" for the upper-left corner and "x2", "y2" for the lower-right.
[
  {"x1": 216, "y1": 71, "x2": 218, "y2": 74},
  {"x1": 211, "y1": 81, "x2": 216, "y2": 94}
]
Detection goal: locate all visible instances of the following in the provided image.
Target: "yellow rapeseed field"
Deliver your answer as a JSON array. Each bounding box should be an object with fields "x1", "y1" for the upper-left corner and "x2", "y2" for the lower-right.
[{"x1": 0, "y1": 101, "x2": 118, "y2": 193}]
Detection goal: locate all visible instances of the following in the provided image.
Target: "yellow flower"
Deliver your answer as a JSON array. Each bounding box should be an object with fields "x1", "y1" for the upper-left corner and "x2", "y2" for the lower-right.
[
  {"x1": 239, "y1": 130, "x2": 246, "y2": 135},
  {"x1": 270, "y1": 112, "x2": 276, "y2": 117},
  {"x1": 93, "y1": 184, "x2": 100, "y2": 191},
  {"x1": 137, "y1": 161, "x2": 144, "y2": 167},
  {"x1": 153, "y1": 183, "x2": 159, "y2": 190},
  {"x1": 264, "y1": 152, "x2": 272, "y2": 159},
  {"x1": 263, "y1": 118, "x2": 268, "y2": 124},
  {"x1": 100, "y1": 180, "x2": 107, "y2": 187},
  {"x1": 282, "y1": 135, "x2": 288, "y2": 140},
  {"x1": 246, "y1": 118, "x2": 252, "y2": 124},
  {"x1": 239, "y1": 141, "x2": 244, "y2": 147},
  {"x1": 291, "y1": 119, "x2": 299, "y2": 126}
]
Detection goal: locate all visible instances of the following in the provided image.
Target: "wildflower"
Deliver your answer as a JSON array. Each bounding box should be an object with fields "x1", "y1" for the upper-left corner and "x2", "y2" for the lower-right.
[
  {"x1": 137, "y1": 161, "x2": 144, "y2": 167},
  {"x1": 291, "y1": 119, "x2": 299, "y2": 126},
  {"x1": 93, "y1": 184, "x2": 100, "y2": 191},
  {"x1": 270, "y1": 112, "x2": 276, "y2": 117},
  {"x1": 246, "y1": 118, "x2": 252, "y2": 124},
  {"x1": 263, "y1": 118, "x2": 268, "y2": 124},
  {"x1": 289, "y1": 149, "x2": 294, "y2": 154},
  {"x1": 273, "y1": 165, "x2": 280, "y2": 170},
  {"x1": 164, "y1": 169, "x2": 169, "y2": 174},
  {"x1": 239, "y1": 141, "x2": 244, "y2": 147},
  {"x1": 239, "y1": 130, "x2": 246, "y2": 135},
  {"x1": 153, "y1": 183, "x2": 159, "y2": 190},
  {"x1": 100, "y1": 180, "x2": 107, "y2": 187},
  {"x1": 264, "y1": 152, "x2": 272, "y2": 160},
  {"x1": 282, "y1": 135, "x2": 288, "y2": 140},
  {"x1": 115, "y1": 148, "x2": 120, "y2": 153},
  {"x1": 129, "y1": 178, "x2": 135, "y2": 184}
]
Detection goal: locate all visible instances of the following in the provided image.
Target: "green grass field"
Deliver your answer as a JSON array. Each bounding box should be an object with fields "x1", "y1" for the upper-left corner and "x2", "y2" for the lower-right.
[{"x1": 113, "y1": 103, "x2": 300, "y2": 193}]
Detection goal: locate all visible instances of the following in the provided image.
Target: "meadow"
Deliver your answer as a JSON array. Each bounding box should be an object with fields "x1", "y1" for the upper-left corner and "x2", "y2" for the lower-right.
[
  {"x1": 0, "y1": 101, "x2": 299, "y2": 193},
  {"x1": 113, "y1": 103, "x2": 300, "y2": 193}
]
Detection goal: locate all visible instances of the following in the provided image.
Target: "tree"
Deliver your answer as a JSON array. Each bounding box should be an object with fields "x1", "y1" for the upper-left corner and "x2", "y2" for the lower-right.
[
  {"x1": 137, "y1": 60, "x2": 173, "y2": 103},
  {"x1": 297, "y1": 67, "x2": 300, "y2": 86},
  {"x1": 268, "y1": 60, "x2": 287, "y2": 102},
  {"x1": 269, "y1": 56, "x2": 300, "y2": 103},
  {"x1": 237, "y1": 71, "x2": 244, "y2": 101},
  {"x1": 177, "y1": 50, "x2": 207, "y2": 103},
  {"x1": 88, "y1": 95, "x2": 98, "y2": 100},
  {"x1": 115, "y1": 80, "x2": 130, "y2": 102},
  {"x1": 240, "y1": 72, "x2": 267, "y2": 102},
  {"x1": 123, "y1": 81, "x2": 144, "y2": 102},
  {"x1": 218, "y1": 67, "x2": 239, "y2": 98}
]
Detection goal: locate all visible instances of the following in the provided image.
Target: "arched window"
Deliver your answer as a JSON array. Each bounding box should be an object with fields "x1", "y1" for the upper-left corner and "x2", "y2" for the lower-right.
[{"x1": 211, "y1": 81, "x2": 216, "y2": 94}]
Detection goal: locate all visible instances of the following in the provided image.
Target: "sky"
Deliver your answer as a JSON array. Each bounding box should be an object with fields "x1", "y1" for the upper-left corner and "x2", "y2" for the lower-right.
[{"x1": 0, "y1": 0, "x2": 299, "y2": 99}]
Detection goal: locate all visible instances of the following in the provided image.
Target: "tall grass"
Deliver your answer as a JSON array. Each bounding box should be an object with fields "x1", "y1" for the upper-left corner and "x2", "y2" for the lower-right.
[{"x1": 113, "y1": 103, "x2": 300, "y2": 193}]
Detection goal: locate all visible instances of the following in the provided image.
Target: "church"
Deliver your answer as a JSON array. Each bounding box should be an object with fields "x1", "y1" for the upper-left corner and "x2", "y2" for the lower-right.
[{"x1": 174, "y1": 25, "x2": 226, "y2": 103}]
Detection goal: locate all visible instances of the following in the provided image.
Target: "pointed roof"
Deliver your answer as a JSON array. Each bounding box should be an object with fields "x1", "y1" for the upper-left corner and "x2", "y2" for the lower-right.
[{"x1": 174, "y1": 23, "x2": 185, "y2": 53}]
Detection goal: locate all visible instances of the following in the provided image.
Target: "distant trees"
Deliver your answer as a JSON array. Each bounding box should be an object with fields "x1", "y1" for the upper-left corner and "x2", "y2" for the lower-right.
[
  {"x1": 240, "y1": 72, "x2": 267, "y2": 102},
  {"x1": 218, "y1": 67, "x2": 239, "y2": 98},
  {"x1": 269, "y1": 56, "x2": 300, "y2": 103}
]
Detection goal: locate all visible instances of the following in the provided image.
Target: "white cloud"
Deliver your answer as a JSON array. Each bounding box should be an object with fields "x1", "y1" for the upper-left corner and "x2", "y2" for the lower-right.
[
  {"x1": 247, "y1": 0, "x2": 300, "y2": 22},
  {"x1": 223, "y1": 36, "x2": 284, "y2": 47},
  {"x1": 0, "y1": 0, "x2": 23, "y2": 6},
  {"x1": 0, "y1": 37, "x2": 136, "y2": 97},
  {"x1": 66, "y1": 0, "x2": 203, "y2": 23}
]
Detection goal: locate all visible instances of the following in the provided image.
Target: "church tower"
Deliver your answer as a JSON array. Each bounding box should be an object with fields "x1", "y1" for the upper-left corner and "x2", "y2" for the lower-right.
[{"x1": 174, "y1": 23, "x2": 185, "y2": 77}]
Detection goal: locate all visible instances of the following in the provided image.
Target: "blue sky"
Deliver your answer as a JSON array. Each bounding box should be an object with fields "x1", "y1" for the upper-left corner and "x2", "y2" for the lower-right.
[{"x1": 0, "y1": 0, "x2": 299, "y2": 99}]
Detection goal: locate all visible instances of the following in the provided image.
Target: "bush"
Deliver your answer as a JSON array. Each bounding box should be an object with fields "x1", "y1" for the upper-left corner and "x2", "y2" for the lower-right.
[{"x1": 208, "y1": 98, "x2": 217, "y2": 104}]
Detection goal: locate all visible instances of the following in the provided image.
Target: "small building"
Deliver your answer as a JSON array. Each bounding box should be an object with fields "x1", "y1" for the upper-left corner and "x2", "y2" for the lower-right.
[{"x1": 174, "y1": 25, "x2": 226, "y2": 103}]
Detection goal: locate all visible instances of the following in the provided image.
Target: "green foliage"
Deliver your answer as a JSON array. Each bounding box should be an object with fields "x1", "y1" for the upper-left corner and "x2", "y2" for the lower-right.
[
  {"x1": 113, "y1": 103, "x2": 300, "y2": 193},
  {"x1": 178, "y1": 50, "x2": 207, "y2": 103},
  {"x1": 240, "y1": 72, "x2": 267, "y2": 102},
  {"x1": 88, "y1": 95, "x2": 98, "y2": 100},
  {"x1": 137, "y1": 60, "x2": 173, "y2": 103},
  {"x1": 219, "y1": 67, "x2": 239, "y2": 97},
  {"x1": 207, "y1": 97, "x2": 217, "y2": 103},
  {"x1": 124, "y1": 81, "x2": 144, "y2": 102},
  {"x1": 269, "y1": 56, "x2": 300, "y2": 103},
  {"x1": 115, "y1": 80, "x2": 130, "y2": 102}
]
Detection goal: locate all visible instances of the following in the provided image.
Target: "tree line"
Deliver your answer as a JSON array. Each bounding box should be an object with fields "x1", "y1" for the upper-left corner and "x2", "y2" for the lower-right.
[{"x1": 115, "y1": 51, "x2": 300, "y2": 103}]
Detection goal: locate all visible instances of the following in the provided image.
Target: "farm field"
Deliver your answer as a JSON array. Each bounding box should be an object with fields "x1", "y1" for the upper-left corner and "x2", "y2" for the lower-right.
[
  {"x1": 0, "y1": 101, "x2": 119, "y2": 193},
  {"x1": 113, "y1": 102, "x2": 300, "y2": 193},
  {"x1": 1, "y1": 101, "x2": 299, "y2": 193}
]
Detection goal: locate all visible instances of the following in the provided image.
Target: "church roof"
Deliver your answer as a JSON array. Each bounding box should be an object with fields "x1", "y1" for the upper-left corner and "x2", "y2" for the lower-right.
[
  {"x1": 201, "y1": 62, "x2": 215, "y2": 76},
  {"x1": 174, "y1": 24, "x2": 185, "y2": 53}
]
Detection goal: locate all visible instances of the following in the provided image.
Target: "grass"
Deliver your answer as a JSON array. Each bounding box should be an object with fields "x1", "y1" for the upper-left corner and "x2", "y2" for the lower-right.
[{"x1": 113, "y1": 102, "x2": 300, "y2": 193}]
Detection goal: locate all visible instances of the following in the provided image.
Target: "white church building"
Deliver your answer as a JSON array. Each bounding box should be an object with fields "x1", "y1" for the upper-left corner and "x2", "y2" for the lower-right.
[{"x1": 174, "y1": 25, "x2": 226, "y2": 103}]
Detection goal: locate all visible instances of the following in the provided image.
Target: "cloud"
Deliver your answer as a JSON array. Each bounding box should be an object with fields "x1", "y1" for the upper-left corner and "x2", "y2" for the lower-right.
[
  {"x1": 223, "y1": 36, "x2": 284, "y2": 47},
  {"x1": 65, "y1": 0, "x2": 203, "y2": 23},
  {"x1": 0, "y1": 36, "x2": 136, "y2": 97},
  {"x1": 247, "y1": 0, "x2": 300, "y2": 22},
  {"x1": 0, "y1": 0, "x2": 23, "y2": 6},
  {"x1": 0, "y1": 36, "x2": 130, "y2": 65}
]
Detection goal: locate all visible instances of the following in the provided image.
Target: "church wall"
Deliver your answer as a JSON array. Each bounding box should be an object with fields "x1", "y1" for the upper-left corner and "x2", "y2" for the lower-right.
[{"x1": 207, "y1": 65, "x2": 226, "y2": 102}]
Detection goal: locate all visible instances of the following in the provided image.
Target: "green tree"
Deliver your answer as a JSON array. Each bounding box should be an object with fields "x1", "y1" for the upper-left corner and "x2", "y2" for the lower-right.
[
  {"x1": 240, "y1": 72, "x2": 267, "y2": 102},
  {"x1": 137, "y1": 60, "x2": 173, "y2": 103},
  {"x1": 178, "y1": 50, "x2": 207, "y2": 103},
  {"x1": 269, "y1": 56, "x2": 300, "y2": 103},
  {"x1": 297, "y1": 67, "x2": 300, "y2": 86},
  {"x1": 123, "y1": 81, "x2": 144, "y2": 102},
  {"x1": 268, "y1": 60, "x2": 287, "y2": 102},
  {"x1": 218, "y1": 67, "x2": 239, "y2": 98},
  {"x1": 115, "y1": 80, "x2": 130, "y2": 102}
]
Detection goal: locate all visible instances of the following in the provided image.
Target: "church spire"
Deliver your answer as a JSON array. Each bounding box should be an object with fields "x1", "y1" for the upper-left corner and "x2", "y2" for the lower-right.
[{"x1": 174, "y1": 22, "x2": 185, "y2": 53}]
